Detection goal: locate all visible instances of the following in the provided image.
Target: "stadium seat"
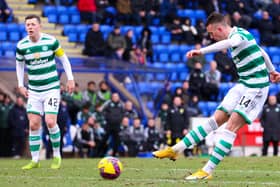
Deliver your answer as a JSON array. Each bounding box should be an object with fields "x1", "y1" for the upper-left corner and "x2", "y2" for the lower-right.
[
  {"x1": 0, "y1": 31, "x2": 7, "y2": 41},
  {"x1": 198, "y1": 101, "x2": 208, "y2": 117},
  {"x1": 170, "y1": 52, "x2": 181, "y2": 62},
  {"x1": 194, "y1": 10, "x2": 206, "y2": 20},
  {"x1": 0, "y1": 23, "x2": 6, "y2": 31},
  {"x1": 159, "y1": 53, "x2": 169, "y2": 63},
  {"x1": 207, "y1": 102, "x2": 219, "y2": 116},
  {"x1": 63, "y1": 25, "x2": 76, "y2": 35},
  {"x1": 48, "y1": 14, "x2": 57, "y2": 23},
  {"x1": 57, "y1": 6, "x2": 68, "y2": 15},
  {"x1": 71, "y1": 14, "x2": 81, "y2": 24},
  {"x1": 269, "y1": 84, "x2": 278, "y2": 95},
  {"x1": 161, "y1": 32, "x2": 171, "y2": 44},
  {"x1": 58, "y1": 14, "x2": 70, "y2": 24},
  {"x1": 68, "y1": 6, "x2": 79, "y2": 15},
  {"x1": 179, "y1": 72, "x2": 188, "y2": 81},
  {"x1": 79, "y1": 33, "x2": 86, "y2": 43},
  {"x1": 4, "y1": 50, "x2": 15, "y2": 57},
  {"x1": 151, "y1": 34, "x2": 160, "y2": 44},
  {"x1": 9, "y1": 32, "x2": 20, "y2": 41},
  {"x1": 43, "y1": 6, "x2": 56, "y2": 16},
  {"x1": 68, "y1": 33, "x2": 78, "y2": 42}
]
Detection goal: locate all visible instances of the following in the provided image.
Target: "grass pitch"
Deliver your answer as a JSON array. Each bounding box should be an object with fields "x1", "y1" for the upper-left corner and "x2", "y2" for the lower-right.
[{"x1": 0, "y1": 157, "x2": 279, "y2": 187}]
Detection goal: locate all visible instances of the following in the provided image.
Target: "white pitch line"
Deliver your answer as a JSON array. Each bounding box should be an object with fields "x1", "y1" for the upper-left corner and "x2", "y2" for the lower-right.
[{"x1": 0, "y1": 175, "x2": 279, "y2": 186}]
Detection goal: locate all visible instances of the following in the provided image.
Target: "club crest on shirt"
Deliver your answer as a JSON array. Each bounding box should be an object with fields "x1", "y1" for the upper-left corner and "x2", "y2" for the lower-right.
[{"x1": 42, "y1": 46, "x2": 48, "y2": 51}]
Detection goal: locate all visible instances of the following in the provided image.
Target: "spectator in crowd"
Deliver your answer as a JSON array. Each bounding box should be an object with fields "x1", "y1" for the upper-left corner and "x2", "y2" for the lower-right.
[
  {"x1": 168, "y1": 17, "x2": 183, "y2": 43},
  {"x1": 68, "y1": 83, "x2": 83, "y2": 125},
  {"x1": 76, "y1": 102, "x2": 93, "y2": 127},
  {"x1": 154, "y1": 82, "x2": 173, "y2": 108},
  {"x1": 204, "y1": 60, "x2": 221, "y2": 101},
  {"x1": 181, "y1": 17, "x2": 198, "y2": 45},
  {"x1": 97, "y1": 80, "x2": 111, "y2": 105},
  {"x1": 95, "y1": 0, "x2": 112, "y2": 24},
  {"x1": 166, "y1": 96, "x2": 189, "y2": 147},
  {"x1": 77, "y1": 0, "x2": 97, "y2": 24},
  {"x1": 226, "y1": 0, "x2": 253, "y2": 27},
  {"x1": 160, "y1": 0, "x2": 178, "y2": 25},
  {"x1": 107, "y1": 25, "x2": 127, "y2": 59},
  {"x1": 231, "y1": 11, "x2": 251, "y2": 29},
  {"x1": 195, "y1": 19, "x2": 211, "y2": 45},
  {"x1": 101, "y1": 93, "x2": 124, "y2": 156},
  {"x1": 119, "y1": 117, "x2": 132, "y2": 156},
  {"x1": 256, "y1": 11, "x2": 280, "y2": 46},
  {"x1": 0, "y1": 92, "x2": 13, "y2": 157},
  {"x1": 181, "y1": 80, "x2": 190, "y2": 106},
  {"x1": 273, "y1": 14, "x2": 280, "y2": 35},
  {"x1": 173, "y1": 87, "x2": 184, "y2": 101},
  {"x1": 261, "y1": 95, "x2": 280, "y2": 156},
  {"x1": 188, "y1": 61, "x2": 206, "y2": 99},
  {"x1": 266, "y1": 0, "x2": 280, "y2": 21},
  {"x1": 92, "y1": 117, "x2": 106, "y2": 157},
  {"x1": 129, "y1": 117, "x2": 145, "y2": 156},
  {"x1": 8, "y1": 96, "x2": 28, "y2": 158},
  {"x1": 214, "y1": 49, "x2": 238, "y2": 82},
  {"x1": 92, "y1": 104, "x2": 107, "y2": 129},
  {"x1": 74, "y1": 116, "x2": 96, "y2": 158},
  {"x1": 116, "y1": 0, "x2": 133, "y2": 25},
  {"x1": 187, "y1": 43, "x2": 207, "y2": 70},
  {"x1": 201, "y1": 0, "x2": 222, "y2": 16},
  {"x1": 144, "y1": 118, "x2": 162, "y2": 152},
  {"x1": 138, "y1": 27, "x2": 153, "y2": 63},
  {"x1": 130, "y1": 46, "x2": 147, "y2": 65},
  {"x1": 82, "y1": 81, "x2": 98, "y2": 111},
  {"x1": 123, "y1": 29, "x2": 135, "y2": 61},
  {"x1": 83, "y1": 22, "x2": 107, "y2": 57},
  {"x1": 56, "y1": 99, "x2": 70, "y2": 157},
  {"x1": 157, "y1": 102, "x2": 169, "y2": 131},
  {"x1": 187, "y1": 95, "x2": 202, "y2": 117},
  {"x1": 124, "y1": 100, "x2": 138, "y2": 123},
  {"x1": 0, "y1": 0, "x2": 12, "y2": 23}
]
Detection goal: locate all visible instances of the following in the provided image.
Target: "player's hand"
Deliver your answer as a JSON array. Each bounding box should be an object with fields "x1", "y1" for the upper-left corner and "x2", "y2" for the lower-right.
[
  {"x1": 186, "y1": 49, "x2": 202, "y2": 58},
  {"x1": 270, "y1": 71, "x2": 280, "y2": 83},
  {"x1": 66, "y1": 80, "x2": 75, "y2": 94},
  {"x1": 18, "y1": 86, "x2": 28, "y2": 98}
]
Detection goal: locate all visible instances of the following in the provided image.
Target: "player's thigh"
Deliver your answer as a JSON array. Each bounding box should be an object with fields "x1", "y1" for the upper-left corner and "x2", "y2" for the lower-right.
[
  {"x1": 43, "y1": 89, "x2": 61, "y2": 115},
  {"x1": 218, "y1": 84, "x2": 244, "y2": 115},
  {"x1": 27, "y1": 91, "x2": 44, "y2": 116},
  {"x1": 234, "y1": 86, "x2": 269, "y2": 124}
]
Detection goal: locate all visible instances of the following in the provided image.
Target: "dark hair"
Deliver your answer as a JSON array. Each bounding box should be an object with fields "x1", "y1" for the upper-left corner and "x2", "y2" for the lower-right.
[
  {"x1": 87, "y1": 81, "x2": 96, "y2": 86},
  {"x1": 25, "y1": 14, "x2": 41, "y2": 24},
  {"x1": 206, "y1": 12, "x2": 226, "y2": 27}
]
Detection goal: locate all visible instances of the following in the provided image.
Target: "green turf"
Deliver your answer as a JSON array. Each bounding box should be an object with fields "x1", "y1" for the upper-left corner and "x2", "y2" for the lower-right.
[{"x1": 0, "y1": 157, "x2": 279, "y2": 187}]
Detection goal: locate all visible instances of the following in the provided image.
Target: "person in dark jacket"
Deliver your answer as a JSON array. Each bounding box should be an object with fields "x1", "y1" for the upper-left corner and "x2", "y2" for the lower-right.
[
  {"x1": 261, "y1": 95, "x2": 280, "y2": 156},
  {"x1": 101, "y1": 93, "x2": 124, "y2": 156},
  {"x1": 8, "y1": 96, "x2": 29, "y2": 158},
  {"x1": 166, "y1": 96, "x2": 189, "y2": 146},
  {"x1": 83, "y1": 22, "x2": 107, "y2": 56}
]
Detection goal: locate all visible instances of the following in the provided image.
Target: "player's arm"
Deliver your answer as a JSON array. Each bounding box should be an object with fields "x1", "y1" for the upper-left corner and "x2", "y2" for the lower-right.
[
  {"x1": 16, "y1": 47, "x2": 28, "y2": 97},
  {"x1": 260, "y1": 47, "x2": 280, "y2": 82},
  {"x1": 54, "y1": 40, "x2": 75, "y2": 93},
  {"x1": 186, "y1": 35, "x2": 243, "y2": 58}
]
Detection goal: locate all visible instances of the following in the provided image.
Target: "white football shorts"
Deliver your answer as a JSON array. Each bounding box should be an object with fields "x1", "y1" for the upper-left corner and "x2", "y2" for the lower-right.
[
  {"x1": 217, "y1": 83, "x2": 269, "y2": 124},
  {"x1": 27, "y1": 89, "x2": 61, "y2": 115}
]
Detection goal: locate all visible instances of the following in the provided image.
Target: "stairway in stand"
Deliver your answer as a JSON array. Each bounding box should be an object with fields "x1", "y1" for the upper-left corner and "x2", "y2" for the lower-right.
[{"x1": 9, "y1": 0, "x2": 84, "y2": 58}]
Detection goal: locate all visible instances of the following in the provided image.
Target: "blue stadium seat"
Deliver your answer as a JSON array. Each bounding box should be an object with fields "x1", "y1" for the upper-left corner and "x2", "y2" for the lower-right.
[
  {"x1": 9, "y1": 32, "x2": 20, "y2": 41},
  {"x1": 159, "y1": 53, "x2": 169, "y2": 63},
  {"x1": 57, "y1": 6, "x2": 68, "y2": 15},
  {"x1": 151, "y1": 34, "x2": 160, "y2": 43},
  {"x1": 100, "y1": 25, "x2": 113, "y2": 35},
  {"x1": 71, "y1": 14, "x2": 81, "y2": 24},
  {"x1": 134, "y1": 26, "x2": 143, "y2": 37},
  {"x1": 165, "y1": 63, "x2": 176, "y2": 69},
  {"x1": 177, "y1": 9, "x2": 193, "y2": 18},
  {"x1": 198, "y1": 101, "x2": 208, "y2": 117},
  {"x1": 268, "y1": 46, "x2": 280, "y2": 56},
  {"x1": 121, "y1": 26, "x2": 134, "y2": 34},
  {"x1": 4, "y1": 50, "x2": 15, "y2": 57},
  {"x1": 170, "y1": 72, "x2": 178, "y2": 81},
  {"x1": 179, "y1": 72, "x2": 188, "y2": 81},
  {"x1": 161, "y1": 32, "x2": 171, "y2": 44},
  {"x1": 0, "y1": 23, "x2": 6, "y2": 31},
  {"x1": 63, "y1": 25, "x2": 76, "y2": 35},
  {"x1": 269, "y1": 84, "x2": 278, "y2": 95},
  {"x1": 218, "y1": 83, "x2": 233, "y2": 100},
  {"x1": 77, "y1": 25, "x2": 88, "y2": 34},
  {"x1": 68, "y1": 33, "x2": 78, "y2": 42},
  {"x1": 0, "y1": 31, "x2": 7, "y2": 41},
  {"x1": 194, "y1": 10, "x2": 206, "y2": 20},
  {"x1": 58, "y1": 14, "x2": 70, "y2": 24},
  {"x1": 272, "y1": 54, "x2": 280, "y2": 65},
  {"x1": 48, "y1": 14, "x2": 57, "y2": 23},
  {"x1": 207, "y1": 102, "x2": 219, "y2": 116},
  {"x1": 68, "y1": 6, "x2": 79, "y2": 14},
  {"x1": 43, "y1": 6, "x2": 56, "y2": 16},
  {"x1": 205, "y1": 53, "x2": 214, "y2": 62},
  {"x1": 79, "y1": 33, "x2": 86, "y2": 43},
  {"x1": 170, "y1": 52, "x2": 181, "y2": 62},
  {"x1": 6, "y1": 24, "x2": 19, "y2": 32}
]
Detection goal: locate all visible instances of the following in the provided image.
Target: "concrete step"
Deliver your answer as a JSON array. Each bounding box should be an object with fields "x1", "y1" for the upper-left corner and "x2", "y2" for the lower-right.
[
  {"x1": 13, "y1": 10, "x2": 41, "y2": 16},
  {"x1": 9, "y1": 3, "x2": 35, "y2": 10},
  {"x1": 41, "y1": 29, "x2": 63, "y2": 35}
]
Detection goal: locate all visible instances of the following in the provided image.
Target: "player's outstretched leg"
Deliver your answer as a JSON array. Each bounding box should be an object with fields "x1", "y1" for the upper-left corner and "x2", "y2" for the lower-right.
[
  {"x1": 185, "y1": 129, "x2": 236, "y2": 180},
  {"x1": 22, "y1": 129, "x2": 41, "y2": 170},
  {"x1": 153, "y1": 117, "x2": 218, "y2": 160},
  {"x1": 48, "y1": 125, "x2": 62, "y2": 169}
]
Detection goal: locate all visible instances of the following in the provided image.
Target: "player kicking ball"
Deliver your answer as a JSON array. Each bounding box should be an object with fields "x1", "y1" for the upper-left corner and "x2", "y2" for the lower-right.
[
  {"x1": 16, "y1": 15, "x2": 75, "y2": 170},
  {"x1": 153, "y1": 12, "x2": 280, "y2": 180}
]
